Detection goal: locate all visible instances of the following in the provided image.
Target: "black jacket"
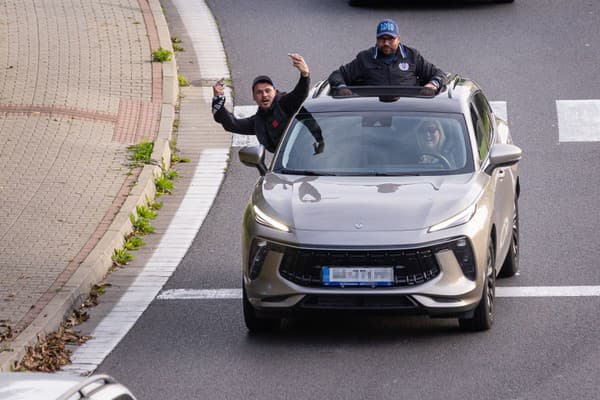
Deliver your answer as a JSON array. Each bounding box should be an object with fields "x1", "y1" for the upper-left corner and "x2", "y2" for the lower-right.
[
  {"x1": 328, "y1": 44, "x2": 447, "y2": 89},
  {"x1": 212, "y1": 75, "x2": 310, "y2": 152}
]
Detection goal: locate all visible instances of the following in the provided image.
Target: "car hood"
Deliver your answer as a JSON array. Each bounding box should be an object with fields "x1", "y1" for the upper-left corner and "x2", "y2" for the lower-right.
[{"x1": 257, "y1": 173, "x2": 482, "y2": 232}]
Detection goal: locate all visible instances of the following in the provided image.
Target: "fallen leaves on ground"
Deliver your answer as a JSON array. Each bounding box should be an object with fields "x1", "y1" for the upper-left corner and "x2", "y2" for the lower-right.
[
  {"x1": 10, "y1": 285, "x2": 111, "y2": 372},
  {"x1": 12, "y1": 328, "x2": 90, "y2": 372},
  {"x1": 0, "y1": 321, "x2": 13, "y2": 343}
]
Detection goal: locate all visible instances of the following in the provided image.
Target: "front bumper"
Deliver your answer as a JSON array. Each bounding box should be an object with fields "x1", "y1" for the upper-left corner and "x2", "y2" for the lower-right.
[{"x1": 243, "y1": 237, "x2": 484, "y2": 318}]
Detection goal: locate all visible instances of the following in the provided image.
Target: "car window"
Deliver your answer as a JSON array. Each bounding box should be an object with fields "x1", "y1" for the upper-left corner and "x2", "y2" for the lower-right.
[
  {"x1": 471, "y1": 92, "x2": 493, "y2": 162},
  {"x1": 274, "y1": 112, "x2": 473, "y2": 176}
]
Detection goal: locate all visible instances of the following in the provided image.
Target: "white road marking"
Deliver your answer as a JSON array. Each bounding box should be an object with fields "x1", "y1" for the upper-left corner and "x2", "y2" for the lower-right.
[
  {"x1": 234, "y1": 105, "x2": 258, "y2": 118},
  {"x1": 65, "y1": 148, "x2": 230, "y2": 375},
  {"x1": 171, "y1": 0, "x2": 229, "y2": 81},
  {"x1": 158, "y1": 288, "x2": 242, "y2": 299},
  {"x1": 556, "y1": 100, "x2": 600, "y2": 141},
  {"x1": 232, "y1": 105, "x2": 259, "y2": 147},
  {"x1": 155, "y1": 286, "x2": 600, "y2": 300},
  {"x1": 496, "y1": 286, "x2": 600, "y2": 297}
]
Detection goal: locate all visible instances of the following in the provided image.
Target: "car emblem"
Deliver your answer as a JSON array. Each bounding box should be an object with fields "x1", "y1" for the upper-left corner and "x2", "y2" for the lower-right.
[{"x1": 354, "y1": 223, "x2": 363, "y2": 229}]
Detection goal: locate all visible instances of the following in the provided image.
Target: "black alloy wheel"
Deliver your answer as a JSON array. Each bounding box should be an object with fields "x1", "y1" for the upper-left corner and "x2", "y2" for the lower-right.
[
  {"x1": 243, "y1": 285, "x2": 281, "y2": 333},
  {"x1": 459, "y1": 239, "x2": 496, "y2": 331},
  {"x1": 499, "y1": 196, "x2": 519, "y2": 278}
]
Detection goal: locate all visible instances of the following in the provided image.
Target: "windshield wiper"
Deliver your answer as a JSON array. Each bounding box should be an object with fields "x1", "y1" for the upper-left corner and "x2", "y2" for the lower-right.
[{"x1": 276, "y1": 169, "x2": 337, "y2": 176}]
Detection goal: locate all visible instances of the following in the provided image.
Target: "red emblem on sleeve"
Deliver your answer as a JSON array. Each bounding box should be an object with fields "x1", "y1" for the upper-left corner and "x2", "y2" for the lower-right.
[{"x1": 271, "y1": 120, "x2": 279, "y2": 128}]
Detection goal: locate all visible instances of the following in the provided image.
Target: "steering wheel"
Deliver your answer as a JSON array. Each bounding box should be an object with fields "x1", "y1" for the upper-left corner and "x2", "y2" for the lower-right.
[{"x1": 420, "y1": 152, "x2": 452, "y2": 169}]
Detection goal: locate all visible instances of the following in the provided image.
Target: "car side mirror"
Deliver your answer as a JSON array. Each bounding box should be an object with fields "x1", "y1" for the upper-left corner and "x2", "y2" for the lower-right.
[
  {"x1": 485, "y1": 144, "x2": 522, "y2": 175},
  {"x1": 239, "y1": 145, "x2": 267, "y2": 176}
]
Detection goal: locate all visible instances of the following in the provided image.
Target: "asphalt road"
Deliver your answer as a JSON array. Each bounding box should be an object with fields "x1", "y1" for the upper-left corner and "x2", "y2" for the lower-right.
[{"x1": 98, "y1": 1, "x2": 600, "y2": 399}]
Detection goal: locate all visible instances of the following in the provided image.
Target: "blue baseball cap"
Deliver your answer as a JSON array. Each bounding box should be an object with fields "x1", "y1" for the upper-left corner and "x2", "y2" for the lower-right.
[{"x1": 376, "y1": 19, "x2": 399, "y2": 38}]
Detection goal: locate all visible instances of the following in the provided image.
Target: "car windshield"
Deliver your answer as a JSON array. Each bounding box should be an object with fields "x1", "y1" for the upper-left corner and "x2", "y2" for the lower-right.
[{"x1": 273, "y1": 111, "x2": 473, "y2": 176}]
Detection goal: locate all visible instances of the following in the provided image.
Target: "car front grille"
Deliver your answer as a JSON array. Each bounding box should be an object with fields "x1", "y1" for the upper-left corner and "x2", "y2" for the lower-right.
[{"x1": 279, "y1": 247, "x2": 440, "y2": 288}]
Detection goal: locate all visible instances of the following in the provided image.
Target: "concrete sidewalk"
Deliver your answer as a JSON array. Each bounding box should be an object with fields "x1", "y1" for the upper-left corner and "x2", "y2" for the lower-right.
[{"x1": 0, "y1": 0, "x2": 180, "y2": 370}]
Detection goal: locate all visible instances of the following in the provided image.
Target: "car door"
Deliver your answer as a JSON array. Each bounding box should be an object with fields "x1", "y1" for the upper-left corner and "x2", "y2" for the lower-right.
[{"x1": 470, "y1": 92, "x2": 514, "y2": 265}]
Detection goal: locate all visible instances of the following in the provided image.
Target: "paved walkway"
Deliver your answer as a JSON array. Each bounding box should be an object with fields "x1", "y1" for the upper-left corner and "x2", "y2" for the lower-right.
[{"x1": 0, "y1": 0, "x2": 180, "y2": 370}]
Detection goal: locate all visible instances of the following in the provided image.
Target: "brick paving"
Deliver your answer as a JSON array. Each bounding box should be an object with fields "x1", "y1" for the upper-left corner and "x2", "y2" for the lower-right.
[{"x1": 0, "y1": 0, "x2": 163, "y2": 347}]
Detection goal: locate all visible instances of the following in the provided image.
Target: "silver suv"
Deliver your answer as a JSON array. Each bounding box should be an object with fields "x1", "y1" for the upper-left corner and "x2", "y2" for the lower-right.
[{"x1": 239, "y1": 76, "x2": 521, "y2": 332}]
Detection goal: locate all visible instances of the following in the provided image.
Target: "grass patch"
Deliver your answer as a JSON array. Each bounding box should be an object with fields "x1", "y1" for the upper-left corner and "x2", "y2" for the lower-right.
[
  {"x1": 152, "y1": 48, "x2": 172, "y2": 62},
  {"x1": 128, "y1": 141, "x2": 154, "y2": 167},
  {"x1": 136, "y1": 204, "x2": 158, "y2": 220},
  {"x1": 124, "y1": 235, "x2": 145, "y2": 251},
  {"x1": 178, "y1": 74, "x2": 189, "y2": 87},
  {"x1": 155, "y1": 174, "x2": 174, "y2": 196},
  {"x1": 112, "y1": 248, "x2": 134, "y2": 266},
  {"x1": 171, "y1": 154, "x2": 190, "y2": 163},
  {"x1": 130, "y1": 213, "x2": 155, "y2": 235},
  {"x1": 164, "y1": 169, "x2": 179, "y2": 180}
]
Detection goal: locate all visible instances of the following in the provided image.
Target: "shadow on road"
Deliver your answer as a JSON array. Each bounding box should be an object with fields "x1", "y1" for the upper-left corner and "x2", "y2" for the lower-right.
[{"x1": 244, "y1": 314, "x2": 468, "y2": 345}]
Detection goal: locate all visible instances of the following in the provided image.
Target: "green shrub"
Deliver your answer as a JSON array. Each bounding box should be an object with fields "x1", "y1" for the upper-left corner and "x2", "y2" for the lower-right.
[
  {"x1": 178, "y1": 74, "x2": 189, "y2": 87},
  {"x1": 112, "y1": 248, "x2": 134, "y2": 266},
  {"x1": 124, "y1": 235, "x2": 145, "y2": 251},
  {"x1": 155, "y1": 175, "x2": 174, "y2": 195},
  {"x1": 136, "y1": 204, "x2": 158, "y2": 220},
  {"x1": 152, "y1": 48, "x2": 172, "y2": 62},
  {"x1": 128, "y1": 142, "x2": 154, "y2": 166}
]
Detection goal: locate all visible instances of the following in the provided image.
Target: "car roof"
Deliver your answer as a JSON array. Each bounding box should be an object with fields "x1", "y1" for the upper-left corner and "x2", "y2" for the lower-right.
[{"x1": 302, "y1": 75, "x2": 479, "y2": 115}]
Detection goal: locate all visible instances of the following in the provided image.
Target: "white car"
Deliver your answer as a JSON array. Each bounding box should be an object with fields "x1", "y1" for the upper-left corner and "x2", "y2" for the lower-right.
[{"x1": 0, "y1": 373, "x2": 136, "y2": 400}]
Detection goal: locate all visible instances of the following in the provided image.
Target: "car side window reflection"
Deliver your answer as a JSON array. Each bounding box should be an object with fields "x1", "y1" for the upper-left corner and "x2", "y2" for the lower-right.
[{"x1": 470, "y1": 93, "x2": 492, "y2": 164}]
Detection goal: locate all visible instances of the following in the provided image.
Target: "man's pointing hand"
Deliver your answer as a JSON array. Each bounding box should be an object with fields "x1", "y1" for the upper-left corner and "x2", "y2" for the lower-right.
[{"x1": 288, "y1": 53, "x2": 309, "y2": 78}]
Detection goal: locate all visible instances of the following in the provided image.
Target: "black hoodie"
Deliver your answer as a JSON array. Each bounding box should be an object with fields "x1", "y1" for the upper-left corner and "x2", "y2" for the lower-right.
[{"x1": 212, "y1": 75, "x2": 309, "y2": 152}]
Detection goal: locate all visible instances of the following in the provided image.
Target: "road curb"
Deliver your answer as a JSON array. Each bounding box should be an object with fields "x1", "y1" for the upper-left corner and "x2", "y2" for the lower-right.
[{"x1": 0, "y1": 0, "x2": 177, "y2": 372}]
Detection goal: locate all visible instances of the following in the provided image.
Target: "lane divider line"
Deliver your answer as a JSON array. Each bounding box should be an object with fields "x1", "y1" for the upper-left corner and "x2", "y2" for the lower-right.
[{"x1": 64, "y1": 148, "x2": 229, "y2": 375}]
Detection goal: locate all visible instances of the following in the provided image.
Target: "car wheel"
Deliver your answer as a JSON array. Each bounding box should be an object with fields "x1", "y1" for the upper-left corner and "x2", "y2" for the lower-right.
[
  {"x1": 499, "y1": 196, "x2": 519, "y2": 278},
  {"x1": 243, "y1": 285, "x2": 280, "y2": 332},
  {"x1": 459, "y1": 239, "x2": 495, "y2": 331}
]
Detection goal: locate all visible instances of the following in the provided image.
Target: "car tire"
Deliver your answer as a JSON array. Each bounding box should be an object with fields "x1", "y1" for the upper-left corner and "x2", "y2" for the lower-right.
[
  {"x1": 243, "y1": 285, "x2": 280, "y2": 332},
  {"x1": 499, "y1": 196, "x2": 519, "y2": 278},
  {"x1": 459, "y1": 239, "x2": 495, "y2": 331}
]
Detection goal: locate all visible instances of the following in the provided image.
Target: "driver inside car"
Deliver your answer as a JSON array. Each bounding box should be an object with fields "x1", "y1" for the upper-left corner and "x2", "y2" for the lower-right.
[{"x1": 416, "y1": 119, "x2": 454, "y2": 168}]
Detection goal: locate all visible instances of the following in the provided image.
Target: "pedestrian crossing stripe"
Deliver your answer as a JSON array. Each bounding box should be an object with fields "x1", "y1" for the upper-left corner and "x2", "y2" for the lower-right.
[{"x1": 556, "y1": 100, "x2": 600, "y2": 142}]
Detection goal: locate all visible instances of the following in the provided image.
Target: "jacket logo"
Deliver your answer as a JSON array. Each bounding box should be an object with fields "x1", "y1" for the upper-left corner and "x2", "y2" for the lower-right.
[
  {"x1": 271, "y1": 120, "x2": 279, "y2": 128},
  {"x1": 399, "y1": 62, "x2": 409, "y2": 71}
]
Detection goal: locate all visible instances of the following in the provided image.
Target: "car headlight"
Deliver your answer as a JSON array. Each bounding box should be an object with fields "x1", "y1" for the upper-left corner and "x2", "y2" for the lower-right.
[
  {"x1": 428, "y1": 203, "x2": 477, "y2": 233},
  {"x1": 253, "y1": 205, "x2": 290, "y2": 232}
]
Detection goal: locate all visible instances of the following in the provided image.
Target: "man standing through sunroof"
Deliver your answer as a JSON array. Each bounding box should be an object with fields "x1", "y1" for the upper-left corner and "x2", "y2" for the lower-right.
[{"x1": 328, "y1": 19, "x2": 447, "y2": 96}]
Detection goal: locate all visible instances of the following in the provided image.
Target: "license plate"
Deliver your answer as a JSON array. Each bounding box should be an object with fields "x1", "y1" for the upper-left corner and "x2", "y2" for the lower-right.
[{"x1": 322, "y1": 267, "x2": 394, "y2": 287}]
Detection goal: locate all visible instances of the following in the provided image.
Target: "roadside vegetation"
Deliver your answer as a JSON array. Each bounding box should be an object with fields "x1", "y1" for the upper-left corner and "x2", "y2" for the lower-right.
[{"x1": 12, "y1": 29, "x2": 191, "y2": 370}]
